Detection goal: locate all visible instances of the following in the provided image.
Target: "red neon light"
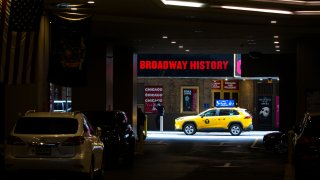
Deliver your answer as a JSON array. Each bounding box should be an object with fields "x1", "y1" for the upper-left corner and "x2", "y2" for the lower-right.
[{"x1": 139, "y1": 60, "x2": 229, "y2": 70}]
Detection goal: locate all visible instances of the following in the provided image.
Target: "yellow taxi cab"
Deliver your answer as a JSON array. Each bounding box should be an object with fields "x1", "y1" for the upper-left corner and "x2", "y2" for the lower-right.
[{"x1": 175, "y1": 107, "x2": 253, "y2": 136}]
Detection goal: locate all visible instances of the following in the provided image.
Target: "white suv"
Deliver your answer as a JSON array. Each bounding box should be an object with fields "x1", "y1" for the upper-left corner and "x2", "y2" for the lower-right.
[{"x1": 4, "y1": 110, "x2": 105, "y2": 180}]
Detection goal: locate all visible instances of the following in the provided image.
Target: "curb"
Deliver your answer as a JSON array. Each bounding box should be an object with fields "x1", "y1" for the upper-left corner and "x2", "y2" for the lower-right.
[{"x1": 0, "y1": 144, "x2": 3, "y2": 156}]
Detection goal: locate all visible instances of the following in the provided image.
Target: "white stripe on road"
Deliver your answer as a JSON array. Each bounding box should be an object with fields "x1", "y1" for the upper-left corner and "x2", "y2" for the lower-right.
[{"x1": 214, "y1": 162, "x2": 240, "y2": 167}]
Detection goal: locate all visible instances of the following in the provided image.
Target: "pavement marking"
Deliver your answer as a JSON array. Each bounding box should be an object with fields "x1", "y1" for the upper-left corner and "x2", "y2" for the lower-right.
[
  {"x1": 251, "y1": 138, "x2": 258, "y2": 148},
  {"x1": 205, "y1": 142, "x2": 235, "y2": 147},
  {"x1": 213, "y1": 162, "x2": 240, "y2": 168},
  {"x1": 222, "y1": 150, "x2": 249, "y2": 154},
  {"x1": 250, "y1": 138, "x2": 264, "y2": 149},
  {"x1": 144, "y1": 141, "x2": 168, "y2": 145}
]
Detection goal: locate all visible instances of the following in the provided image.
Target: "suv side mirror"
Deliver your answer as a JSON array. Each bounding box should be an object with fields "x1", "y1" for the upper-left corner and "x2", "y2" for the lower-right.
[{"x1": 294, "y1": 126, "x2": 301, "y2": 134}]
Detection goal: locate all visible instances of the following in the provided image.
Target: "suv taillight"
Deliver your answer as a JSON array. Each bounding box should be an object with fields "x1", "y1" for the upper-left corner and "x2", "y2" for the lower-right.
[
  {"x1": 61, "y1": 136, "x2": 85, "y2": 146},
  {"x1": 6, "y1": 135, "x2": 26, "y2": 145},
  {"x1": 244, "y1": 116, "x2": 252, "y2": 119},
  {"x1": 297, "y1": 136, "x2": 315, "y2": 145}
]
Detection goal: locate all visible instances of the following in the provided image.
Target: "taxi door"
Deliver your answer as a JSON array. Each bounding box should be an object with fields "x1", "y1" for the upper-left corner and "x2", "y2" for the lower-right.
[
  {"x1": 197, "y1": 109, "x2": 218, "y2": 129},
  {"x1": 215, "y1": 109, "x2": 234, "y2": 128}
]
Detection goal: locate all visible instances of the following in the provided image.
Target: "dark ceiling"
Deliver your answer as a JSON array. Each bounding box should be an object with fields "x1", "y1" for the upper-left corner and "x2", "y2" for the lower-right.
[{"x1": 44, "y1": 0, "x2": 320, "y2": 54}]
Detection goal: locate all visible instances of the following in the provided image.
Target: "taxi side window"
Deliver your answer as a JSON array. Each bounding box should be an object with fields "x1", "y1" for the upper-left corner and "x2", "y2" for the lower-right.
[
  {"x1": 232, "y1": 110, "x2": 239, "y2": 115},
  {"x1": 219, "y1": 109, "x2": 230, "y2": 116},
  {"x1": 204, "y1": 110, "x2": 216, "y2": 116}
]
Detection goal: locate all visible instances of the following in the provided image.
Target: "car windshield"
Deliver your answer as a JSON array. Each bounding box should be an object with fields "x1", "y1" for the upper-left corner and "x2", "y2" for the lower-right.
[
  {"x1": 303, "y1": 116, "x2": 320, "y2": 135},
  {"x1": 14, "y1": 117, "x2": 78, "y2": 134}
]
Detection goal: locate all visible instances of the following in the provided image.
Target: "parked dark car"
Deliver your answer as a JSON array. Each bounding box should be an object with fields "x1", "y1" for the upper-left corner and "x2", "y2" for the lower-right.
[
  {"x1": 83, "y1": 110, "x2": 136, "y2": 168},
  {"x1": 262, "y1": 114, "x2": 310, "y2": 154},
  {"x1": 263, "y1": 131, "x2": 288, "y2": 154},
  {"x1": 294, "y1": 112, "x2": 320, "y2": 167}
]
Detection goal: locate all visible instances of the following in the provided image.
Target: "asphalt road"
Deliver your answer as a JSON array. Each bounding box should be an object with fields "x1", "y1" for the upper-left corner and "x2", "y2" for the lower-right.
[
  {"x1": 2, "y1": 131, "x2": 318, "y2": 180},
  {"x1": 106, "y1": 131, "x2": 288, "y2": 180}
]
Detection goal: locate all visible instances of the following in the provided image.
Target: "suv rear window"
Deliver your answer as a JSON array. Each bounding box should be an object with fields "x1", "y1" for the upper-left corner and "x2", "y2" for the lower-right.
[{"x1": 14, "y1": 117, "x2": 78, "y2": 134}]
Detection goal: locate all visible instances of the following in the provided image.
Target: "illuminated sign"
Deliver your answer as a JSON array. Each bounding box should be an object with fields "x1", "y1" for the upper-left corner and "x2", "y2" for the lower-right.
[
  {"x1": 215, "y1": 100, "x2": 235, "y2": 107},
  {"x1": 223, "y1": 80, "x2": 239, "y2": 90},
  {"x1": 137, "y1": 54, "x2": 234, "y2": 77},
  {"x1": 144, "y1": 86, "x2": 163, "y2": 114},
  {"x1": 139, "y1": 60, "x2": 229, "y2": 70},
  {"x1": 211, "y1": 80, "x2": 221, "y2": 90},
  {"x1": 235, "y1": 54, "x2": 241, "y2": 77}
]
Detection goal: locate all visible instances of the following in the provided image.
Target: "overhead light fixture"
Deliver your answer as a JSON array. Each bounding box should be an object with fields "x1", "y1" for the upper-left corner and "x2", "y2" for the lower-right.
[
  {"x1": 161, "y1": 0, "x2": 205, "y2": 8},
  {"x1": 251, "y1": 0, "x2": 320, "y2": 6},
  {"x1": 56, "y1": 3, "x2": 82, "y2": 8},
  {"x1": 87, "y1": 1, "x2": 95, "y2": 4},
  {"x1": 220, "y1": 6, "x2": 293, "y2": 14},
  {"x1": 276, "y1": 49, "x2": 281, "y2": 52},
  {"x1": 179, "y1": 45, "x2": 184, "y2": 48},
  {"x1": 185, "y1": 49, "x2": 190, "y2": 52},
  {"x1": 295, "y1": 10, "x2": 320, "y2": 15},
  {"x1": 274, "y1": 35, "x2": 279, "y2": 38},
  {"x1": 275, "y1": 45, "x2": 280, "y2": 48},
  {"x1": 271, "y1": 20, "x2": 277, "y2": 24},
  {"x1": 274, "y1": 41, "x2": 280, "y2": 44},
  {"x1": 171, "y1": 41, "x2": 176, "y2": 44},
  {"x1": 162, "y1": 35, "x2": 168, "y2": 39}
]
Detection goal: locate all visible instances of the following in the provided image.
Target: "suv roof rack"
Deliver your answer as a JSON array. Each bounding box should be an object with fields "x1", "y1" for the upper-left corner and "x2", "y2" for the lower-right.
[
  {"x1": 25, "y1": 110, "x2": 36, "y2": 115},
  {"x1": 72, "y1": 110, "x2": 82, "y2": 116}
]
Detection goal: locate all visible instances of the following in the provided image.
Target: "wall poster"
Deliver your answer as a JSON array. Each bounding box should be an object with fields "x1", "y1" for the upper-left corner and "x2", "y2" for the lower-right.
[
  {"x1": 180, "y1": 86, "x2": 199, "y2": 114},
  {"x1": 257, "y1": 96, "x2": 272, "y2": 129}
]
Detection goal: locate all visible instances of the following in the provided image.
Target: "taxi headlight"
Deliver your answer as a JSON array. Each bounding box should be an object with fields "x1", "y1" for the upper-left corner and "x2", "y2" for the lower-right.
[{"x1": 175, "y1": 117, "x2": 183, "y2": 121}]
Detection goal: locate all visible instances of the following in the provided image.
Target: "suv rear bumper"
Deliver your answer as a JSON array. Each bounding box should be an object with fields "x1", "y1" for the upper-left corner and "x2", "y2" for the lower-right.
[
  {"x1": 244, "y1": 124, "x2": 254, "y2": 131},
  {"x1": 5, "y1": 153, "x2": 91, "y2": 173}
]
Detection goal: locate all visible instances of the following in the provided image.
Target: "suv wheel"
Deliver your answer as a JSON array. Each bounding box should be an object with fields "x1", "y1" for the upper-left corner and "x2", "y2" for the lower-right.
[
  {"x1": 123, "y1": 139, "x2": 135, "y2": 167},
  {"x1": 229, "y1": 124, "x2": 242, "y2": 136},
  {"x1": 84, "y1": 161, "x2": 94, "y2": 180},
  {"x1": 95, "y1": 158, "x2": 105, "y2": 180},
  {"x1": 183, "y1": 123, "x2": 196, "y2": 135}
]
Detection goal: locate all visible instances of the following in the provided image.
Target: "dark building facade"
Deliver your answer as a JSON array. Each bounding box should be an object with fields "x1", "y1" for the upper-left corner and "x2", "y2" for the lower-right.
[
  {"x1": 135, "y1": 54, "x2": 280, "y2": 131},
  {"x1": 1, "y1": 10, "x2": 319, "y2": 140}
]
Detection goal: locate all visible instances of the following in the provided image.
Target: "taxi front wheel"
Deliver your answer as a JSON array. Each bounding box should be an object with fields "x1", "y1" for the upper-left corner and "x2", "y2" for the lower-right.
[{"x1": 183, "y1": 123, "x2": 196, "y2": 135}]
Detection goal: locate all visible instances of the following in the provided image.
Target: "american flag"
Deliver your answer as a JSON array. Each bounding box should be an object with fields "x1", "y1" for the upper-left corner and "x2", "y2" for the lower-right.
[{"x1": 0, "y1": 0, "x2": 43, "y2": 84}]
